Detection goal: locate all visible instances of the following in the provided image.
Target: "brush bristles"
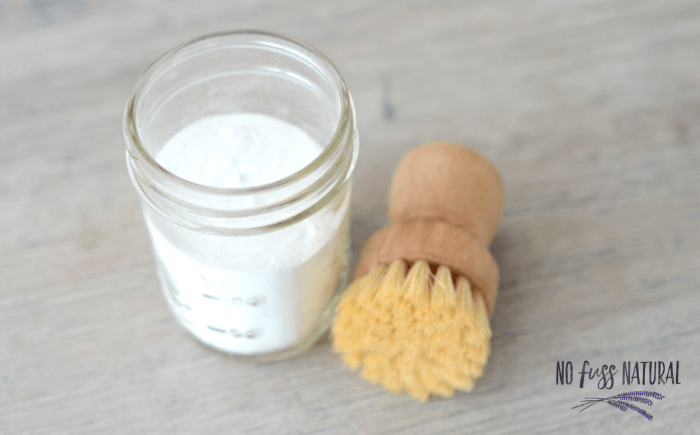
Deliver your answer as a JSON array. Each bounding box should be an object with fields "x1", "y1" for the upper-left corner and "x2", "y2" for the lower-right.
[{"x1": 332, "y1": 259, "x2": 492, "y2": 402}]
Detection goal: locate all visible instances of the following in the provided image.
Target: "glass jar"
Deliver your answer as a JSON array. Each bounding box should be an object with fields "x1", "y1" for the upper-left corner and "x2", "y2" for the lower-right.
[{"x1": 123, "y1": 31, "x2": 358, "y2": 360}]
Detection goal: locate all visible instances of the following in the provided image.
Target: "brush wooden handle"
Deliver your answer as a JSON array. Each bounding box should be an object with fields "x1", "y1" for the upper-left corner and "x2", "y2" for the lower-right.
[
  {"x1": 389, "y1": 143, "x2": 504, "y2": 247},
  {"x1": 355, "y1": 143, "x2": 504, "y2": 316}
]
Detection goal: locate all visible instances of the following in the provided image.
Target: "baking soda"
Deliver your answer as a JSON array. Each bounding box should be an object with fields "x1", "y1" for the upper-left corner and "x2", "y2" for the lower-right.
[
  {"x1": 146, "y1": 113, "x2": 348, "y2": 355},
  {"x1": 156, "y1": 113, "x2": 322, "y2": 188}
]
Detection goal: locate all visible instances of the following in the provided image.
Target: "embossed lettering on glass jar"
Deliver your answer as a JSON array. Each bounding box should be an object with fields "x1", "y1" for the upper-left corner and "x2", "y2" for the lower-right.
[{"x1": 124, "y1": 31, "x2": 358, "y2": 360}]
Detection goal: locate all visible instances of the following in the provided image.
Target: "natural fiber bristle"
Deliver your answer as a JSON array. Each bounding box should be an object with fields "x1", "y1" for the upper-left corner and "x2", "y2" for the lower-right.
[{"x1": 332, "y1": 259, "x2": 492, "y2": 402}]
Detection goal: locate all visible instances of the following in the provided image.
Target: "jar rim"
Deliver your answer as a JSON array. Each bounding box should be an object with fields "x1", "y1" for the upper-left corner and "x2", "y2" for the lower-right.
[{"x1": 124, "y1": 29, "x2": 352, "y2": 195}]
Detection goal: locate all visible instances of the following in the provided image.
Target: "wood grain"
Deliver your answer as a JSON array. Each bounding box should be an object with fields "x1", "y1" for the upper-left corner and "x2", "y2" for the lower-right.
[{"x1": 1, "y1": 0, "x2": 699, "y2": 433}]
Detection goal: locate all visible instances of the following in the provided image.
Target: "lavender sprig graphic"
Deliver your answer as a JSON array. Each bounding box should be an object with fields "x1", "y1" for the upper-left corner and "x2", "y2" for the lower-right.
[
  {"x1": 620, "y1": 402, "x2": 654, "y2": 421},
  {"x1": 618, "y1": 391, "x2": 664, "y2": 400},
  {"x1": 619, "y1": 396, "x2": 654, "y2": 407},
  {"x1": 606, "y1": 400, "x2": 628, "y2": 412},
  {"x1": 572, "y1": 391, "x2": 663, "y2": 421}
]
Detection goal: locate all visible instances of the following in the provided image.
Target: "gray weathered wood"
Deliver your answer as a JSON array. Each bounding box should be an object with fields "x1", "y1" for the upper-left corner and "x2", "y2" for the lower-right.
[{"x1": 1, "y1": 0, "x2": 699, "y2": 433}]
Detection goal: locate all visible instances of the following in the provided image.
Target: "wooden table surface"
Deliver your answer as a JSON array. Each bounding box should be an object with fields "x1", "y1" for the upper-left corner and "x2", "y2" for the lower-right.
[{"x1": 2, "y1": 1, "x2": 699, "y2": 433}]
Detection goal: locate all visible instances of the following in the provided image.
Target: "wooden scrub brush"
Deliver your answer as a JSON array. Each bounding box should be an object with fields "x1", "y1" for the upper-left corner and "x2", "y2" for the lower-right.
[{"x1": 332, "y1": 142, "x2": 504, "y2": 401}]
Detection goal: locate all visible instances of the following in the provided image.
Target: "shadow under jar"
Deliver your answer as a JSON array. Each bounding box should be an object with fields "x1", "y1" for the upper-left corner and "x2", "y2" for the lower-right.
[{"x1": 124, "y1": 31, "x2": 358, "y2": 360}]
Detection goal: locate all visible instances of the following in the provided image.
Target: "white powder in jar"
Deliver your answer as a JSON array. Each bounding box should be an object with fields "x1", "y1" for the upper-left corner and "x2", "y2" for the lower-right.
[
  {"x1": 156, "y1": 113, "x2": 323, "y2": 189},
  {"x1": 146, "y1": 113, "x2": 348, "y2": 355}
]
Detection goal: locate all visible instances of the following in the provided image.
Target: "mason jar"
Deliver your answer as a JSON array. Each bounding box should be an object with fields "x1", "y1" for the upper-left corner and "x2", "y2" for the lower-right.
[{"x1": 123, "y1": 31, "x2": 358, "y2": 360}]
